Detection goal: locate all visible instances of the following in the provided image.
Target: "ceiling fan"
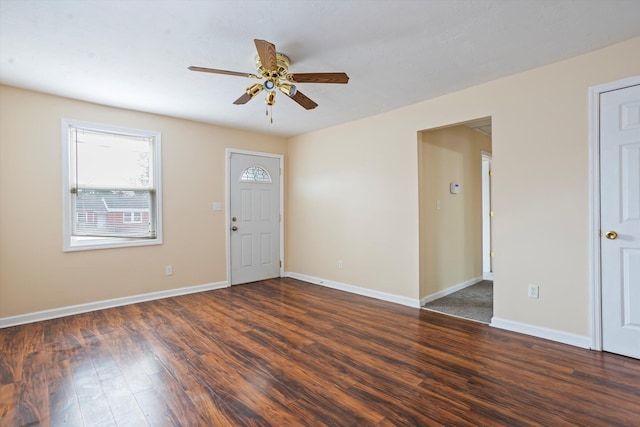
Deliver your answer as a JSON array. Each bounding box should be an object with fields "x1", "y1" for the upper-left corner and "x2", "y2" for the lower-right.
[{"x1": 188, "y1": 39, "x2": 349, "y2": 121}]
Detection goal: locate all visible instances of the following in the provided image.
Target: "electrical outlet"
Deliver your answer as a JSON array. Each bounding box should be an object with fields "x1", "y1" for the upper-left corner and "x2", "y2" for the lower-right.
[
  {"x1": 528, "y1": 284, "x2": 539, "y2": 299},
  {"x1": 338, "y1": 260, "x2": 343, "y2": 270},
  {"x1": 166, "y1": 265, "x2": 173, "y2": 276}
]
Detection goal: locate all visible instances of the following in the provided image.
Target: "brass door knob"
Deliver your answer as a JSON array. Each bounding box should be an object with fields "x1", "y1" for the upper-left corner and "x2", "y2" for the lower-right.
[
  {"x1": 231, "y1": 226, "x2": 238, "y2": 231},
  {"x1": 605, "y1": 231, "x2": 618, "y2": 240}
]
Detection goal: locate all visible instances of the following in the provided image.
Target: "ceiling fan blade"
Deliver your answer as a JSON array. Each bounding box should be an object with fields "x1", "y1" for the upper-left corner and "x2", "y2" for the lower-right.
[
  {"x1": 289, "y1": 90, "x2": 318, "y2": 110},
  {"x1": 188, "y1": 66, "x2": 255, "y2": 78},
  {"x1": 286, "y1": 72, "x2": 349, "y2": 84},
  {"x1": 233, "y1": 92, "x2": 253, "y2": 105},
  {"x1": 254, "y1": 39, "x2": 277, "y2": 71}
]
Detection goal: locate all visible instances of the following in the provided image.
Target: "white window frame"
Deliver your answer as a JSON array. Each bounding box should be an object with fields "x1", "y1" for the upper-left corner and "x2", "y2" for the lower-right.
[{"x1": 62, "y1": 119, "x2": 163, "y2": 251}]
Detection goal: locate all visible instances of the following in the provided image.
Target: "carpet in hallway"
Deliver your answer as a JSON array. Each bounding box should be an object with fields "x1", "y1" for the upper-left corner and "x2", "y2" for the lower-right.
[{"x1": 422, "y1": 280, "x2": 493, "y2": 324}]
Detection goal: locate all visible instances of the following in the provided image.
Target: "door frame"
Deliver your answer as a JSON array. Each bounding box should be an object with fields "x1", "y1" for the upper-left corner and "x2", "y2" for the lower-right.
[
  {"x1": 588, "y1": 75, "x2": 640, "y2": 351},
  {"x1": 481, "y1": 151, "x2": 493, "y2": 279},
  {"x1": 225, "y1": 148, "x2": 284, "y2": 286}
]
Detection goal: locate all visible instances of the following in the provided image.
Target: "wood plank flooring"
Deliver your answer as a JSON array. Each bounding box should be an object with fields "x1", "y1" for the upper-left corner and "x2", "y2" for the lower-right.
[{"x1": 1, "y1": 277, "x2": 639, "y2": 426}]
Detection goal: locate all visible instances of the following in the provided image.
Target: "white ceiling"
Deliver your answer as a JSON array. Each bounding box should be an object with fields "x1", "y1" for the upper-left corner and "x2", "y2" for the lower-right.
[{"x1": 1, "y1": 0, "x2": 639, "y2": 137}]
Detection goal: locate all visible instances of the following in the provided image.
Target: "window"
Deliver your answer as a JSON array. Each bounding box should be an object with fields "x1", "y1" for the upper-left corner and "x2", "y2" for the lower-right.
[
  {"x1": 123, "y1": 212, "x2": 143, "y2": 223},
  {"x1": 62, "y1": 119, "x2": 162, "y2": 251},
  {"x1": 240, "y1": 165, "x2": 272, "y2": 183}
]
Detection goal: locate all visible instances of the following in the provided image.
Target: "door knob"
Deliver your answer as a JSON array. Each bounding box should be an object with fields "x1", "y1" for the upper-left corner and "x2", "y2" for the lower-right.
[
  {"x1": 605, "y1": 231, "x2": 618, "y2": 240},
  {"x1": 231, "y1": 226, "x2": 238, "y2": 231}
]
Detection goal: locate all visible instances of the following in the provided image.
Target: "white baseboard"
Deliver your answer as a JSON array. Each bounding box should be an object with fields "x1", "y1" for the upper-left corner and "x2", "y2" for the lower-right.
[
  {"x1": 483, "y1": 272, "x2": 494, "y2": 280},
  {"x1": 491, "y1": 317, "x2": 591, "y2": 349},
  {"x1": 0, "y1": 281, "x2": 229, "y2": 328},
  {"x1": 420, "y1": 276, "x2": 483, "y2": 306},
  {"x1": 286, "y1": 272, "x2": 421, "y2": 308}
]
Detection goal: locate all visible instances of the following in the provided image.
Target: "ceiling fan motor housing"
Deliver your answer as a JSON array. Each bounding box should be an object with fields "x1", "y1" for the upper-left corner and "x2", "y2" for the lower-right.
[{"x1": 256, "y1": 52, "x2": 291, "y2": 79}]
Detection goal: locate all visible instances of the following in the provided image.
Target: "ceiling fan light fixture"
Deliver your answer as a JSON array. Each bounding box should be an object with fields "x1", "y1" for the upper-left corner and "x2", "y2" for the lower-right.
[
  {"x1": 246, "y1": 83, "x2": 263, "y2": 98},
  {"x1": 263, "y1": 79, "x2": 276, "y2": 92},
  {"x1": 278, "y1": 83, "x2": 297, "y2": 97},
  {"x1": 265, "y1": 91, "x2": 276, "y2": 106}
]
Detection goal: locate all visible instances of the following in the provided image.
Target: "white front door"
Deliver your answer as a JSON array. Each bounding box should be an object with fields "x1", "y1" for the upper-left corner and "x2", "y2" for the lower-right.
[
  {"x1": 229, "y1": 152, "x2": 281, "y2": 285},
  {"x1": 601, "y1": 83, "x2": 640, "y2": 359}
]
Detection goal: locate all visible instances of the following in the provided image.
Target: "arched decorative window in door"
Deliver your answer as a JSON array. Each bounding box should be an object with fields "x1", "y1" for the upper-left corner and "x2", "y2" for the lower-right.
[{"x1": 240, "y1": 165, "x2": 272, "y2": 183}]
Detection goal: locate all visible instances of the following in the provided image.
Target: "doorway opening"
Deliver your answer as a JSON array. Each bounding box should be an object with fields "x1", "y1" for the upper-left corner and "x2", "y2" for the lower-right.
[{"x1": 418, "y1": 117, "x2": 493, "y2": 323}]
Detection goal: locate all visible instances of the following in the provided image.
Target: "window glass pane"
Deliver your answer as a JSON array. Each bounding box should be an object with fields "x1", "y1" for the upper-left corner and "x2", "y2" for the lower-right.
[
  {"x1": 240, "y1": 165, "x2": 272, "y2": 183},
  {"x1": 74, "y1": 189, "x2": 152, "y2": 238}
]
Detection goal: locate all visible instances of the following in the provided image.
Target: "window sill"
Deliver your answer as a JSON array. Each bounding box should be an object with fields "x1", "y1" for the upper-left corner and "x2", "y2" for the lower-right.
[{"x1": 63, "y1": 236, "x2": 162, "y2": 252}]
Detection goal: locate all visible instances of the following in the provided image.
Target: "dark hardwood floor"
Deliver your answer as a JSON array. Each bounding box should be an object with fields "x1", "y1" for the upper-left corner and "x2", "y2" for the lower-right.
[{"x1": 1, "y1": 277, "x2": 639, "y2": 426}]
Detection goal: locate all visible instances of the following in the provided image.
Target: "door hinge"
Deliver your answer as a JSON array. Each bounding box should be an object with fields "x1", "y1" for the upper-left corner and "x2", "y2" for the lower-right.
[
  {"x1": 490, "y1": 210, "x2": 494, "y2": 217},
  {"x1": 490, "y1": 251, "x2": 494, "y2": 257},
  {"x1": 279, "y1": 260, "x2": 282, "y2": 268},
  {"x1": 489, "y1": 169, "x2": 493, "y2": 176},
  {"x1": 279, "y1": 214, "x2": 282, "y2": 222}
]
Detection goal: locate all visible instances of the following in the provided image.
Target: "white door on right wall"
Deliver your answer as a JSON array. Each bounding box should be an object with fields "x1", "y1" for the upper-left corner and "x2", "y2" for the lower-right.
[{"x1": 601, "y1": 83, "x2": 640, "y2": 359}]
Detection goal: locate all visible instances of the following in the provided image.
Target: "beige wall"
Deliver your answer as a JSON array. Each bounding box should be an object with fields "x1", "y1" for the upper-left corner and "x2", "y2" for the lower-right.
[
  {"x1": 286, "y1": 119, "x2": 421, "y2": 299},
  {"x1": 419, "y1": 125, "x2": 491, "y2": 298},
  {"x1": 0, "y1": 86, "x2": 287, "y2": 317},
  {"x1": 287, "y1": 36, "x2": 640, "y2": 337}
]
